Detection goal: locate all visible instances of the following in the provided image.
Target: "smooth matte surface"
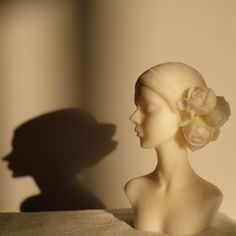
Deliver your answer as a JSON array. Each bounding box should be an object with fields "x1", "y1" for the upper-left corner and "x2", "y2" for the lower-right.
[{"x1": 0, "y1": 209, "x2": 236, "y2": 236}]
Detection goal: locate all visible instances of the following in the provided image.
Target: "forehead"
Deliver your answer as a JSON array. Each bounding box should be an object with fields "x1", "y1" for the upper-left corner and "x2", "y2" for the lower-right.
[{"x1": 137, "y1": 86, "x2": 166, "y2": 107}]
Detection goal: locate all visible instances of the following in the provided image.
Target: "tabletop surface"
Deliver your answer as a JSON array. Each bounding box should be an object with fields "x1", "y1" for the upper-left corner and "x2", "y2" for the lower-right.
[{"x1": 0, "y1": 209, "x2": 236, "y2": 236}]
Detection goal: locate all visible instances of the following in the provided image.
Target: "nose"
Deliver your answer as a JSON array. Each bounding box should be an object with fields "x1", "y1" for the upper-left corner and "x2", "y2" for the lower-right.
[
  {"x1": 2, "y1": 152, "x2": 12, "y2": 161},
  {"x1": 2, "y1": 155, "x2": 9, "y2": 162},
  {"x1": 3, "y1": 155, "x2": 9, "y2": 161},
  {"x1": 129, "y1": 109, "x2": 139, "y2": 124}
]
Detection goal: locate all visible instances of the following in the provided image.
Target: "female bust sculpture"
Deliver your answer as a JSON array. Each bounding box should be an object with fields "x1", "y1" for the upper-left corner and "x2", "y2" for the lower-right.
[{"x1": 124, "y1": 62, "x2": 231, "y2": 235}]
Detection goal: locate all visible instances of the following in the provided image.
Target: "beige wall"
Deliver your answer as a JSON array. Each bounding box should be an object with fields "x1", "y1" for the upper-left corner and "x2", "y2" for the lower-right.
[{"x1": 0, "y1": 0, "x2": 236, "y2": 220}]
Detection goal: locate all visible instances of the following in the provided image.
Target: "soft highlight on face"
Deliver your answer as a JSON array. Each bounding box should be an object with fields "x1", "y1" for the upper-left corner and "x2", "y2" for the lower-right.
[{"x1": 130, "y1": 86, "x2": 180, "y2": 148}]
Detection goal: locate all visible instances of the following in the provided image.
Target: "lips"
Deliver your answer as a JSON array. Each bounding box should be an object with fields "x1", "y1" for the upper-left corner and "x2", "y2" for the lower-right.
[
  {"x1": 135, "y1": 128, "x2": 144, "y2": 137},
  {"x1": 6, "y1": 161, "x2": 13, "y2": 170}
]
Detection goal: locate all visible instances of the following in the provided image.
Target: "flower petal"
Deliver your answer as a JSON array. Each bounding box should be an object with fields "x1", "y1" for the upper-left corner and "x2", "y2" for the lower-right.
[
  {"x1": 207, "y1": 110, "x2": 227, "y2": 127},
  {"x1": 182, "y1": 118, "x2": 214, "y2": 151},
  {"x1": 211, "y1": 128, "x2": 220, "y2": 141},
  {"x1": 216, "y1": 96, "x2": 231, "y2": 117},
  {"x1": 204, "y1": 88, "x2": 217, "y2": 112},
  {"x1": 176, "y1": 99, "x2": 187, "y2": 111},
  {"x1": 187, "y1": 87, "x2": 216, "y2": 115}
]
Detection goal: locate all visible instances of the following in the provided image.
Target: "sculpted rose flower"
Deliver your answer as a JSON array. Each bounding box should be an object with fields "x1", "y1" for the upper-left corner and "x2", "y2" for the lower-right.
[
  {"x1": 177, "y1": 87, "x2": 216, "y2": 113},
  {"x1": 186, "y1": 87, "x2": 217, "y2": 115},
  {"x1": 207, "y1": 110, "x2": 227, "y2": 128},
  {"x1": 207, "y1": 96, "x2": 231, "y2": 128},
  {"x1": 176, "y1": 87, "x2": 217, "y2": 127},
  {"x1": 182, "y1": 118, "x2": 216, "y2": 151},
  {"x1": 176, "y1": 86, "x2": 231, "y2": 151},
  {"x1": 216, "y1": 96, "x2": 231, "y2": 117}
]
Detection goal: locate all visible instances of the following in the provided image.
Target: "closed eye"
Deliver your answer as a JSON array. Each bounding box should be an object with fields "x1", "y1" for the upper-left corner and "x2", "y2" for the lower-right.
[{"x1": 139, "y1": 104, "x2": 157, "y2": 114}]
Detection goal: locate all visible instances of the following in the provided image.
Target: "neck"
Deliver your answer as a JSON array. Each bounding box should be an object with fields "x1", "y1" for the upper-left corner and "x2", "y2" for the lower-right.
[
  {"x1": 153, "y1": 133, "x2": 197, "y2": 189},
  {"x1": 32, "y1": 173, "x2": 78, "y2": 194}
]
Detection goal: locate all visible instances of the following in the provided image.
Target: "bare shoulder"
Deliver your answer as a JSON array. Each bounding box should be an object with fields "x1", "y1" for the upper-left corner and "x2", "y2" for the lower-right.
[
  {"x1": 201, "y1": 179, "x2": 223, "y2": 207},
  {"x1": 124, "y1": 175, "x2": 148, "y2": 206},
  {"x1": 208, "y1": 182, "x2": 223, "y2": 203}
]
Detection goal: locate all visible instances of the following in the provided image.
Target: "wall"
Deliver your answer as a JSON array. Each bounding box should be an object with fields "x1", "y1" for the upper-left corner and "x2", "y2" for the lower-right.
[{"x1": 0, "y1": 0, "x2": 81, "y2": 211}]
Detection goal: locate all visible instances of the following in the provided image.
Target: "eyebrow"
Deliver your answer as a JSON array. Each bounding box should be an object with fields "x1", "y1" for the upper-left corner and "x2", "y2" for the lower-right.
[{"x1": 136, "y1": 95, "x2": 157, "y2": 109}]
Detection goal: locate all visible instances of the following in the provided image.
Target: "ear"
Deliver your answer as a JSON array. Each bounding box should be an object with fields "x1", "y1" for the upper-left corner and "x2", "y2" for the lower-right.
[
  {"x1": 174, "y1": 128, "x2": 187, "y2": 149},
  {"x1": 174, "y1": 109, "x2": 183, "y2": 127}
]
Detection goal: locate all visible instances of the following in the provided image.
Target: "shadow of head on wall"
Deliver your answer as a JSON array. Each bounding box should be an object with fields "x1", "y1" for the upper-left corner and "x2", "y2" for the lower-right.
[{"x1": 3, "y1": 108, "x2": 117, "y2": 212}]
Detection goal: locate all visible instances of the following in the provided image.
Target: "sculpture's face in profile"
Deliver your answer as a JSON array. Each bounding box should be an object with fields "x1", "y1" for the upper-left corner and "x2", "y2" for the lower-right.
[{"x1": 130, "y1": 86, "x2": 179, "y2": 148}]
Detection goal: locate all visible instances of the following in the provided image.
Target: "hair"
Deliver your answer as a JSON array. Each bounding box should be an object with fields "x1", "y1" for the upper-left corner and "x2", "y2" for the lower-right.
[{"x1": 135, "y1": 62, "x2": 207, "y2": 112}]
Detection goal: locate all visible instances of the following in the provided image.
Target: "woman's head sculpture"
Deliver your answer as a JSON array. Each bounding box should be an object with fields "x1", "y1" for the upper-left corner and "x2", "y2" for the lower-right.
[{"x1": 130, "y1": 62, "x2": 231, "y2": 151}]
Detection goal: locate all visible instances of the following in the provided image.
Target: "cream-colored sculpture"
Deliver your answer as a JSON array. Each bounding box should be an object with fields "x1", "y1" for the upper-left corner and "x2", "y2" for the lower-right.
[{"x1": 125, "y1": 62, "x2": 231, "y2": 235}]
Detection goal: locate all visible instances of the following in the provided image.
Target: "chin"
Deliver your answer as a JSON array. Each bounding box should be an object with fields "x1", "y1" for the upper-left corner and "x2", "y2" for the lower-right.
[
  {"x1": 140, "y1": 137, "x2": 165, "y2": 149},
  {"x1": 10, "y1": 170, "x2": 28, "y2": 177},
  {"x1": 140, "y1": 139, "x2": 155, "y2": 149}
]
